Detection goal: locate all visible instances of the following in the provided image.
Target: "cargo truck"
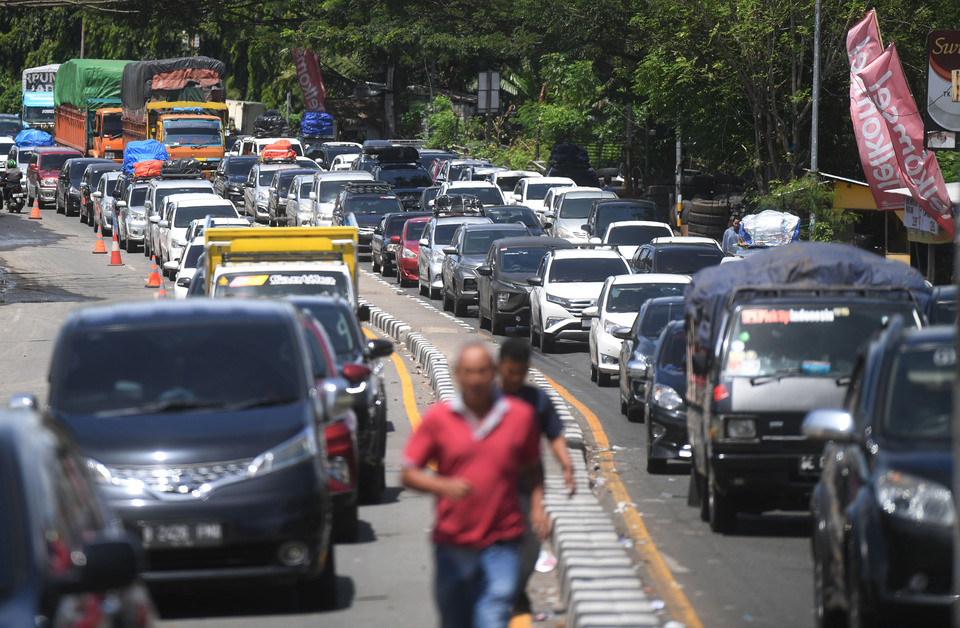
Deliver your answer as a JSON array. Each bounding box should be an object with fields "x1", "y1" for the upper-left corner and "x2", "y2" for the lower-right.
[
  {"x1": 225, "y1": 100, "x2": 266, "y2": 136},
  {"x1": 53, "y1": 59, "x2": 132, "y2": 160},
  {"x1": 121, "y1": 57, "x2": 229, "y2": 172},
  {"x1": 203, "y1": 226, "x2": 359, "y2": 309},
  {"x1": 22, "y1": 64, "x2": 60, "y2": 132}
]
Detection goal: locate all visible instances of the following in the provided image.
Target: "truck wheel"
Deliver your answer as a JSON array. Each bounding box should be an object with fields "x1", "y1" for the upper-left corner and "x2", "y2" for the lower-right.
[{"x1": 708, "y1": 468, "x2": 737, "y2": 534}]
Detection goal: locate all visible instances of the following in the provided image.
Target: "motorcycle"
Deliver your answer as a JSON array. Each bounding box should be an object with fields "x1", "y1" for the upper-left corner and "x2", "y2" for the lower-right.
[{"x1": 2, "y1": 178, "x2": 25, "y2": 213}]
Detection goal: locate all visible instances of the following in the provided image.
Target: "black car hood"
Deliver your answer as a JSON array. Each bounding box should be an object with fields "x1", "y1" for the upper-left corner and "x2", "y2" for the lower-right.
[
  {"x1": 227, "y1": 175, "x2": 246, "y2": 184},
  {"x1": 873, "y1": 442, "x2": 952, "y2": 488},
  {"x1": 654, "y1": 366, "x2": 686, "y2": 395},
  {"x1": 496, "y1": 272, "x2": 536, "y2": 291},
  {"x1": 354, "y1": 214, "x2": 385, "y2": 228},
  {"x1": 458, "y1": 253, "x2": 486, "y2": 269},
  {"x1": 722, "y1": 376, "x2": 846, "y2": 413},
  {"x1": 56, "y1": 402, "x2": 312, "y2": 466}
]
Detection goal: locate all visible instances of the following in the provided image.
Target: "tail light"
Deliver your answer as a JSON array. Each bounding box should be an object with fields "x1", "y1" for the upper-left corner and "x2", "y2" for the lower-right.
[{"x1": 342, "y1": 363, "x2": 371, "y2": 386}]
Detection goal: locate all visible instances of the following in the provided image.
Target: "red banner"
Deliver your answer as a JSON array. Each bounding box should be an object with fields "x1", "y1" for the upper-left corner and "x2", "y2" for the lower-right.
[
  {"x1": 855, "y1": 44, "x2": 954, "y2": 237},
  {"x1": 291, "y1": 48, "x2": 326, "y2": 112},
  {"x1": 846, "y1": 10, "x2": 903, "y2": 211}
]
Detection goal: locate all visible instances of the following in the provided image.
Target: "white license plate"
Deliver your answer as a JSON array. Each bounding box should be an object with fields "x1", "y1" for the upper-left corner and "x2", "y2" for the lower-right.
[
  {"x1": 140, "y1": 521, "x2": 223, "y2": 549},
  {"x1": 799, "y1": 455, "x2": 824, "y2": 476}
]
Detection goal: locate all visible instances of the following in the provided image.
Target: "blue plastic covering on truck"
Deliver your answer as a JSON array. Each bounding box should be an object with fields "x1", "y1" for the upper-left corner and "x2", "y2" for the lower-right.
[
  {"x1": 300, "y1": 111, "x2": 333, "y2": 138},
  {"x1": 14, "y1": 129, "x2": 54, "y2": 146},
  {"x1": 122, "y1": 139, "x2": 169, "y2": 174},
  {"x1": 684, "y1": 241, "x2": 932, "y2": 349}
]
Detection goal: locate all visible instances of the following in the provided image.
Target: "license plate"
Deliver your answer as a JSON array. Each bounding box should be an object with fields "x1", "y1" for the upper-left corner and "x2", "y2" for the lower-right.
[
  {"x1": 140, "y1": 521, "x2": 223, "y2": 549},
  {"x1": 799, "y1": 455, "x2": 824, "y2": 476}
]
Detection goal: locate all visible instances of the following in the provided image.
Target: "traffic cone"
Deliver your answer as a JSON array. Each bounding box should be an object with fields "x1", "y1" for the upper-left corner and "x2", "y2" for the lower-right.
[
  {"x1": 108, "y1": 223, "x2": 124, "y2": 266},
  {"x1": 156, "y1": 280, "x2": 167, "y2": 300},
  {"x1": 145, "y1": 255, "x2": 162, "y2": 287},
  {"x1": 92, "y1": 223, "x2": 107, "y2": 254},
  {"x1": 28, "y1": 198, "x2": 41, "y2": 220}
]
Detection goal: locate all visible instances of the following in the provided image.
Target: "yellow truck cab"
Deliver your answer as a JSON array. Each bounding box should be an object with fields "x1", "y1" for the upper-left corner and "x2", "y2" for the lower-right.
[{"x1": 204, "y1": 226, "x2": 359, "y2": 308}]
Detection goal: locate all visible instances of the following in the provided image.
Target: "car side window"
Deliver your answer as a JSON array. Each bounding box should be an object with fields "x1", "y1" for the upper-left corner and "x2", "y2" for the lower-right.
[
  {"x1": 247, "y1": 168, "x2": 257, "y2": 186},
  {"x1": 598, "y1": 283, "x2": 609, "y2": 310},
  {"x1": 537, "y1": 257, "x2": 547, "y2": 278}
]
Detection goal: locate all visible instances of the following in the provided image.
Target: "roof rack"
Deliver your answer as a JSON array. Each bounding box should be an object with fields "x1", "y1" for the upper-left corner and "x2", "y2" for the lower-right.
[
  {"x1": 343, "y1": 182, "x2": 393, "y2": 195},
  {"x1": 433, "y1": 194, "x2": 484, "y2": 216}
]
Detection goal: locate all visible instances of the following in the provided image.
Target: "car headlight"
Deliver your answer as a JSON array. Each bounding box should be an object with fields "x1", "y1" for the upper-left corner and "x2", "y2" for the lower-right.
[
  {"x1": 42, "y1": 177, "x2": 57, "y2": 186},
  {"x1": 653, "y1": 384, "x2": 683, "y2": 410},
  {"x1": 876, "y1": 471, "x2": 955, "y2": 527},
  {"x1": 497, "y1": 291, "x2": 518, "y2": 307},
  {"x1": 545, "y1": 293, "x2": 571, "y2": 307},
  {"x1": 402, "y1": 247, "x2": 417, "y2": 259},
  {"x1": 725, "y1": 418, "x2": 756, "y2": 439},
  {"x1": 603, "y1": 319, "x2": 621, "y2": 334},
  {"x1": 432, "y1": 249, "x2": 444, "y2": 262},
  {"x1": 256, "y1": 189, "x2": 268, "y2": 202},
  {"x1": 247, "y1": 428, "x2": 318, "y2": 478},
  {"x1": 386, "y1": 243, "x2": 398, "y2": 252}
]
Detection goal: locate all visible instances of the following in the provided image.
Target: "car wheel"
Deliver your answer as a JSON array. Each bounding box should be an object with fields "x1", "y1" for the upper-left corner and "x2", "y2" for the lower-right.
[
  {"x1": 694, "y1": 468, "x2": 710, "y2": 521},
  {"x1": 296, "y1": 544, "x2": 337, "y2": 611},
  {"x1": 359, "y1": 461, "x2": 385, "y2": 505},
  {"x1": 118, "y1": 227, "x2": 126, "y2": 249},
  {"x1": 80, "y1": 208, "x2": 88, "y2": 224},
  {"x1": 707, "y1": 467, "x2": 737, "y2": 534},
  {"x1": 382, "y1": 262, "x2": 393, "y2": 277},
  {"x1": 441, "y1": 288, "x2": 453, "y2": 312},
  {"x1": 490, "y1": 311, "x2": 506, "y2": 336},
  {"x1": 418, "y1": 279, "x2": 428, "y2": 296},
  {"x1": 372, "y1": 254, "x2": 381, "y2": 274},
  {"x1": 646, "y1": 421, "x2": 666, "y2": 473},
  {"x1": 626, "y1": 405, "x2": 643, "y2": 423},
  {"x1": 813, "y1": 537, "x2": 845, "y2": 628},
  {"x1": 598, "y1": 371, "x2": 612, "y2": 387},
  {"x1": 452, "y1": 292, "x2": 467, "y2": 317},
  {"x1": 334, "y1": 500, "x2": 359, "y2": 543},
  {"x1": 429, "y1": 285, "x2": 440, "y2": 300},
  {"x1": 590, "y1": 364, "x2": 598, "y2": 382},
  {"x1": 125, "y1": 237, "x2": 137, "y2": 253},
  {"x1": 56, "y1": 197, "x2": 64, "y2": 214},
  {"x1": 529, "y1": 320, "x2": 540, "y2": 348}
]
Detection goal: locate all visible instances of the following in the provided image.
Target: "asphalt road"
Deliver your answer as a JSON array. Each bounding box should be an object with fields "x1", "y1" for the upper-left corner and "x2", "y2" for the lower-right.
[{"x1": 370, "y1": 260, "x2": 816, "y2": 628}]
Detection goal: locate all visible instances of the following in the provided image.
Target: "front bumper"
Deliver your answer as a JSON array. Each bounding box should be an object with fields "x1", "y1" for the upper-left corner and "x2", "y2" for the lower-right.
[
  {"x1": 648, "y1": 406, "x2": 690, "y2": 461},
  {"x1": 710, "y1": 444, "x2": 822, "y2": 507},
  {"x1": 124, "y1": 218, "x2": 147, "y2": 241},
  {"x1": 398, "y1": 255, "x2": 419, "y2": 280},
  {"x1": 595, "y1": 331, "x2": 623, "y2": 374},
  {"x1": 39, "y1": 186, "x2": 56, "y2": 202},
  {"x1": 540, "y1": 301, "x2": 588, "y2": 339}
]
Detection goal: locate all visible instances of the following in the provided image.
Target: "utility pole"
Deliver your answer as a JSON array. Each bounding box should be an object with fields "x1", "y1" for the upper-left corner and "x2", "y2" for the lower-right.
[
  {"x1": 810, "y1": 0, "x2": 821, "y2": 173},
  {"x1": 80, "y1": 13, "x2": 85, "y2": 59},
  {"x1": 625, "y1": 102, "x2": 634, "y2": 197},
  {"x1": 675, "y1": 133, "x2": 683, "y2": 233}
]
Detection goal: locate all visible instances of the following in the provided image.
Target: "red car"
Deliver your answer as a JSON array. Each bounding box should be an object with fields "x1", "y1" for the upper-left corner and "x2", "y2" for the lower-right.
[
  {"x1": 395, "y1": 215, "x2": 430, "y2": 288},
  {"x1": 26, "y1": 146, "x2": 82, "y2": 209}
]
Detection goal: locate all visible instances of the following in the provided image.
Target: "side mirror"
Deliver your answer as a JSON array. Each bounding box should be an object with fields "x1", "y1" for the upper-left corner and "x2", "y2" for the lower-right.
[
  {"x1": 289, "y1": 194, "x2": 297, "y2": 201},
  {"x1": 158, "y1": 219, "x2": 169, "y2": 229},
  {"x1": 55, "y1": 533, "x2": 139, "y2": 594},
  {"x1": 691, "y1": 352, "x2": 709, "y2": 376},
  {"x1": 268, "y1": 186, "x2": 277, "y2": 193},
  {"x1": 357, "y1": 303, "x2": 371, "y2": 322},
  {"x1": 309, "y1": 191, "x2": 317, "y2": 200},
  {"x1": 322, "y1": 378, "x2": 355, "y2": 419},
  {"x1": 802, "y1": 409, "x2": 856, "y2": 442},
  {"x1": 177, "y1": 276, "x2": 192, "y2": 288},
  {"x1": 389, "y1": 235, "x2": 401, "y2": 244},
  {"x1": 374, "y1": 227, "x2": 383, "y2": 235},
  {"x1": 581, "y1": 224, "x2": 591, "y2": 234},
  {"x1": 625, "y1": 359, "x2": 648, "y2": 379},
  {"x1": 366, "y1": 338, "x2": 394, "y2": 359},
  {"x1": 163, "y1": 261, "x2": 179, "y2": 272},
  {"x1": 419, "y1": 238, "x2": 430, "y2": 247},
  {"x1": 149, "y1": 214, "x2": 160, "y2": 224},
  {"x1": 581, "y1": 306, "x2": 599, "y2": 319},
  {"x1": 611, "y1": 326, "x2": 632, "y2": 340},
  {"x1": 526, "y1": 276, "x2": 543, "y2": 286},
  {"x1": 144, "y1": 200, "x2": 152, "y2": 210},
  {"x1": 92, "y1": 191, "x2": 102, "y2": 199},
  {"x1": 476, "y1": 265, "x2": 492, "y2": 276},
  {"x1": 442, "y1": 246, "x2": 458, "y2": 256},
  {"x1": 589, "y1": 236, "x2": 602, "y2": 245},
  {"x1": 243, "y1": 181, "x2": 252, "y2": 187},
  {"x1": 117, "y1": 200, "x2": 127, "y2": 208},
  {"x1": 544, "y1": 212, "x2": 555, "y2": 220}
]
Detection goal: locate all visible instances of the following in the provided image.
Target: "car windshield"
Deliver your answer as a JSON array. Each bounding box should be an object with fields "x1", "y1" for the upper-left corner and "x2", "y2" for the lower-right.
[
  {"x1": 722, "y1": 304, "x2": 917, "y2": 379},
  {"x1": 654, "y1": 247, "x2": 724, "y2": 274},
  {"x1": 39, "y1": 154, "x2": 74, "y2": 171},
  {"x1": 297, "y1": 305, "x2": 359, "y2": 363},
  {"x1": 386, "y1": 215, "x2": 422, "y2": 237},
  {"x1": 608, "y1": 224, "x2": 671, "y2": 246},
  {"x1": 258, "y1": 167, "x2": 287, "y2": 186},
  {"x1": 163, "y1": 120, "x2": 222, "y2": 147},
  {"x1": 319, "y1": 180, "x2": 360, "y2": 203},
  {"x1": 405, "y1": 220, "x2": 428, "y2": 241},
  {"x1": 451, "y1": 186, "x2": 502, "y2": 205},
  {"x1": 0, "y1": 119, "x2": 22, "y2": 134},
  {"x1": 549, "y1": 257, "x2": 628, "y2": 283},
  {"x1": 558, "y1": 196, "x2": 604, "y2": 219},
  {"x1": 484, "y1": 207, "x2": 540, "y2": 228},
  {"x1": 526, "y1": 182, "x2": 569, "y2": 200},
  {"x1": 882, "y1": 344, "x2": 954, "y2": 440},
  {"x1": 156, "y1": 187, "x2": 212, "y2": 209},
  {"x1": 324, "y1": 146, "x2": 360, "y2": 164},
  {"x1": 659, "y1": 326, "x2": 686, "y2": 371},
  {"x1": 378, "y1": 167, "x2": 432, "y2": 188},
  {"x1": 595, "y1": 203, "x2": 661, "y2": 234},
  {"x1": 129, "y1": 187, "x2": 148, "y2": 206},
  {"x1": 463, "y1": 229, "x2": 526, "y2": 255},
  {"x1": 498, "y1": 247, "x2": 551, "y2": 274},
  {"x1": 639, "y1": 302, "x2": 685, "y2": 338},
  {"x1": 101, "y1": 113, "x2": 122, "y2": 138},
  {"x1": 0, "y1": 141, "x2": 14, "y2": 158},
  {"x1": 608, "y1": 284, "x2": 687, "y2": 313},
  {"x1": 216, "y1": 271, "x2": 351, "y2": 301},
  {"x1": 56, "y1": 322, "x2": 303, "y2": 414},
  {"x1": 226, "y1": 159, "x2": 256, "y2": 176},
  {"x1": 174, "y1": 205, "x2": 236, "y2": 227},
  {"x1": 347, "y1": 196, "x2": 404, "y2": 215}
]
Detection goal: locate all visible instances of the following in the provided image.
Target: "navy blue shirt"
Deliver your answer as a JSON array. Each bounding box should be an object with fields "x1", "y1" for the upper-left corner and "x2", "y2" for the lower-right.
[{"x1": 506, "y1": 384, "x2": 564, "y2": 440}]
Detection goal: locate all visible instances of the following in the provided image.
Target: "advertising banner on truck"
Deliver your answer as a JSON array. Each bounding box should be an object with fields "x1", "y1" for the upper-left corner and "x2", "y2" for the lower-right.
[
  {"x1": 925, "y1": 29, "x2": 960, "y2": 149},
  {"x1": 291, "y1": 48, "x2": 326, "y2": 112},
  {"x1": 22, "y1": 64, "x2": 60, "y2": 92}
]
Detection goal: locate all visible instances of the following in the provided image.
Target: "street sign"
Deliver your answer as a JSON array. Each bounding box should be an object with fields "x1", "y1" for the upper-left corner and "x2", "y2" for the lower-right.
[{"x1": 477, "y1": 71, "x2": 500, "y2": 114}]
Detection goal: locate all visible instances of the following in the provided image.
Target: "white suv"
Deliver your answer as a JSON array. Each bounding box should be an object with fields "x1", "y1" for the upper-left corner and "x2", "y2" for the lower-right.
[
  {"x1": 510, "y1": 176, "x2": 575, "y2": 212},
  {"x1": 528, "y1": 248, "x2": 630, "y2": 353},
  {"x1": 156, "y1": 195, "x2": 239, "y2": 275},
  {"x1": 543, "y1": 188, "x2": 617, "y2": 243},
  {"x1": 308, "y1": 171, "x2": 375, "y2": 226},
  {"x1": 437, "y1": 181, "x2": 505, "y2": 207}
]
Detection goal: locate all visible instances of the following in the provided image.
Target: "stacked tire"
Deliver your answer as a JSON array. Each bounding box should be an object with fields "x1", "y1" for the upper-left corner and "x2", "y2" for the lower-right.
[{"x1": 686, "y1": 199, "x2": 729, "y2": 242}]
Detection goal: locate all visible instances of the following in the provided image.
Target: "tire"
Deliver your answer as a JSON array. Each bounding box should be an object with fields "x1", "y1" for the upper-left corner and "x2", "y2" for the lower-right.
[
  {"x1": 620, "y1": 397, "x2": 628, "y2": 415},
  {"x1": 690, "y1": 199, "x2": 730, "y2": 216},
  {"x1": 687, "y1": 210, "x2": 728, "y2": 227},
  {"x1": 529, "y1": 321, "x2": 540, "y2": 348},
  {"x1": 429, "y1": 286, "x2": 440, "y2": 300},
  {"x1": 441, "y1": 288, "x2": 453, "y2": 312},
  {"x1": 334, "y1": 500, "x2": 359, "y2": 543},
  {"x1": 696, "y1": 469, "x2": 710, "y2": 521},
  {"x1": 539, "y1": 330, "x2": 554, "y2": 353},
  {"x1": 813, "y1": 538, "x2": 845, "y2": 628},
  {"x1": 597, "y1": 371, "x2": 612, "y2": 387},
  {"x1": 56, "y1": 197, "x2": 64, "y2": 214},
  {"x1": 118, "y1": 228, "x2": 126, "y2": 250},
  {"x1": 359, "y1": 461, "x2": 385, "y2": 505},
  {"x1": 590, "y1": 364, "x2": 598, "y2": 382},
  {"x1": 418, "y1": 280, "x2": 428, "y2": 296},
  {"x1": 646, "y1": 421, "x2": 666, "y2": 473},
  {"x1": 453, "y1": 293, "x2": 467, "y2": 317},
  {"x1": 626, "y1": 405, "x2": 643, "y2": 423},
  {"x1": 125, "y1": 237, "x2": 137, "y2": 254},
  {"x1": 399, "y1": 274, "x2": 410, "y2": 288},
  {"x1": 707, "y1": 467, "x2": 737, "y2": 534},
  {"x1": 478, "y1": 307, "x2": 491, "y2": 330},
  {"x1": 491, "y1": 311, "x2": 506, "y2": 336},
  {"x1": 372, "y1": 255, "x2": 381, "y2": 274},
  {"x1": 296, "y1": 544, "x2": 337, "y2": 611}
]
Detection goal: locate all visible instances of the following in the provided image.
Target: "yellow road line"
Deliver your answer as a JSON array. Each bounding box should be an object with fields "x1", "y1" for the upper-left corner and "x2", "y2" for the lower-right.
[
  {"x1": 362, "y1": 327, "x2": 421, "y2": 431},
  {"x1": 538, "y1": 372, "x2": 704, "y2": 628}
]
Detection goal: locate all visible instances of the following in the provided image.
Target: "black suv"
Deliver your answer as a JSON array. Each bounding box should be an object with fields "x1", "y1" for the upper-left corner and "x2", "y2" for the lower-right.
[
  {"x1": 213, "y1": 155, "x2": 258, "y2": 207},
  {"x1": 803, "y1": 321, "x2": 954, "y2": 627},
  {"x1": 58, "y1": 157, "x2": 112, "y2": 217},
  {"x1": 0, "y1": 407, "x2": 155, "y2": 626},
  {"x1": 583, "y1": 198, "x2": 665, "y2": 238},
  {"x1": 43, "y1": 299, "x2": 349, "y2": 610},
  {"x1": 373, "y1": 161, "x2": 433, "y2": 209},
  {"x1": 630, "y1": 241, "x2": 725, "y2": 275},
  {"x1": 332, "y1": 182, "x2": 404, "y2": 258}
]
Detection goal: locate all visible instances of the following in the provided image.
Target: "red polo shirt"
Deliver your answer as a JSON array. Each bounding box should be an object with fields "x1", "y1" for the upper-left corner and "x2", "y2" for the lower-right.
[{"x1": 402, "y1": 393, "x2": 540, "y2": 549}]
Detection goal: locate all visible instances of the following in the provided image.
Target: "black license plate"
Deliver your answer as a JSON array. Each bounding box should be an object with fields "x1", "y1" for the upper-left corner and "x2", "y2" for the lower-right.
[{"x1": 140, "y1": 521, "x2": 223, "y2": 549}]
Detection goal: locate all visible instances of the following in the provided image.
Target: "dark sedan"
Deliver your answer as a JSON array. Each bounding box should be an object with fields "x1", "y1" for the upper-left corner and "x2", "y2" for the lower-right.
[
  {"x1": 803, "y1": 321, "x2": 954, "y2": 627},
  {"x1": 0, "y1": 408, "x2": 155, "y2": 626},
  {"x1": 441, "y1": 223, "x2": 531, "y2": 317},
  {"x1": 57, "y1": 157, "x2": 112, "y2": 217},
  {"x1": 616, "y1": 296, "x2": 685, "y2": 422},
  {"x1": 642, "y1": 320, "x2": 690, "y2": 472},
  {"x1": 476, "y1": 236, "x2": 574, "y2": 334},
  {"x1": 43, "y1": 300, "x2": 347, "y2": 610},
  {"x1": 372, "y1": 211, "x2": 430, "y2": 276},
  {"x1": 213, "y1": 155, "x2": 258, "y2": 208}
]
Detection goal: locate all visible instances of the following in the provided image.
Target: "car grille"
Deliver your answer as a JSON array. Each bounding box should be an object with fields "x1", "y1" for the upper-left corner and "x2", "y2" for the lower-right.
[
  {"x1": 566, "y1": 298, "x2": 597, "y2": 317},
  {"x1": 462, "y1": 278, "x2": 477, "y2": 291},
  {"x1": 107, "y1": 459, "x2": 253, "y2": 494}
]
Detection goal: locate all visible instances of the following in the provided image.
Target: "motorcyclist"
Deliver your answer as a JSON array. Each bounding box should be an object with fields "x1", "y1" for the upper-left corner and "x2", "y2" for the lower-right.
[{"x1": 2, "y1": 159, "x2": 24, "y2": 210}]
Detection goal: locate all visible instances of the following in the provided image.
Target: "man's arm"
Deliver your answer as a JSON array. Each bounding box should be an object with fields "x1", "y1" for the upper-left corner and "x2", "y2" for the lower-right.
[
  {"x1": 522, "y1": 461, "x2": 550, "y2": 540},
  {"x1": 549, "y1": 435, "x2": 575, "y2": 495},
  {"x1": 401, "y1": 466, "x2": 472, "y2": 500}
]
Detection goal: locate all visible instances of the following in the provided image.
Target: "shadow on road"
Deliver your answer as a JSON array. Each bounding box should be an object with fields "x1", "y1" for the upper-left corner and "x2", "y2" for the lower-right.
[{"x1": 731, "y1": 512, "x2": 812, "y2": 538}]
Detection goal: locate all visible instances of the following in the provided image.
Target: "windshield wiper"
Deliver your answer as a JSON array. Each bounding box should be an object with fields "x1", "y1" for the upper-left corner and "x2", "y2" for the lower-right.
[
  {"x1": 226, "y1": 396, "x2": 299, "y2": 410},
  {"x1": 749, "y1": 367, "x2": 804, "y2": 386},
  {"x1": 96, "y1": 398, "x2": 225, "y2": 416}
]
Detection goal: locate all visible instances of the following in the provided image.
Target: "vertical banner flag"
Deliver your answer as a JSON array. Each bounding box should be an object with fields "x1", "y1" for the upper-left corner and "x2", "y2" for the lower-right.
[
  {"x1": 292, "y1": 48, "x2": 327, "y2": 112},
  {"x1": 847, "y1": 10, "x2": 955, "y2": 237}
]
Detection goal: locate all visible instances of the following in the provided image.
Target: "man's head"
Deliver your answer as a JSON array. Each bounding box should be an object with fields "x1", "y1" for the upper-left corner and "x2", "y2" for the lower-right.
[
  {"x1": 498, "y1": 337, "x2": 531, "y2": 394},
  {"x1": 455, "y1": 342, "x2": 496, "y2": 410}
]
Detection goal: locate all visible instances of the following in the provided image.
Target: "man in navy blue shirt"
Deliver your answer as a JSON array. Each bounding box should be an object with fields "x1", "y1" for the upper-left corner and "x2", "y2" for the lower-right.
[{"x1": 498, "y1": 337, "x2": 574, "y2": 615}]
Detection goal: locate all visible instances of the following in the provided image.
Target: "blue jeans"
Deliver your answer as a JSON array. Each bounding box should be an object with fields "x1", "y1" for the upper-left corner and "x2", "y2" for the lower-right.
[{"x1": 434, "y1": 541, "x2": 520, "y2": 628}]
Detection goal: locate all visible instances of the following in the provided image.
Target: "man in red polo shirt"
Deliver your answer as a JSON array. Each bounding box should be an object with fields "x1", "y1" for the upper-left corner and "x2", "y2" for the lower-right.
[{"x1": 402, "y1": 342, "x2": 547, "y2": 628}]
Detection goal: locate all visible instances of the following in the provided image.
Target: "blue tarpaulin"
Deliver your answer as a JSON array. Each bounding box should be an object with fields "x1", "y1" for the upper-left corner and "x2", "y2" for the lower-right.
[
  {"x1": 14, "y1": 129, "x2": 54, "y2": 146},
  {"x1": 122, "y1": 140, "x2": 169, "y2": 174},
  {"x1": 300, "y1": 111, "x2": 333, "y2": 138},
  {"x1": 684, "y1": 242, "x2": 932, "y2": 349}
]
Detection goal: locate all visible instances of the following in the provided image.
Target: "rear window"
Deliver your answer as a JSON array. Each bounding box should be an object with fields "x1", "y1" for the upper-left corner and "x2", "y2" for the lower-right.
[
  {"x1": 345, "y1": 195, "x2": 403, "y2": 215},
  {"x1": 174, "y1": 204, "x2": 237, "y2": 227},
  {"x1": 549, "y1": 257, "x2": 629, "y2": 283},
  {"x1": 463, "y1": 228, "x2": 527, "y2": 255},
  {"x1": 226, "y1": 159, "x2": 256, "y2": 176},
  {"x1": 654, "y1": 247, "x2": 724, "y2": 274},
  {"x1": 484, "y1": 207, "x2": 540, "y2": 228},
  {"x1": 607, "y1": 284, "x2": 687, "y2": 313},
  {"x1": 378, "y1": 167, "x2": 432, "y2": 188},
  {"x1": 595, "y1": 202, "x2": 661, "y2": 234},
  {"x1": 607, "y1": 224, "x2": 671, "y2": 246},
  {"x1": 450, "y1": 186, "x2": 503, "y2": 206}
]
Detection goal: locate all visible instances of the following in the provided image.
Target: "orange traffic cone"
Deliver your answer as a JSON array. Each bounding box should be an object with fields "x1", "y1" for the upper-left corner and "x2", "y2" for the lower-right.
[
  {"x1": 156, "y1": 280, "x2": 167, "y2": 300},
  {"x1": 28, "y1": 198, "x2": 41, "y2": 220},
  {"x1": 108, "y1": 223, "x2": 124, "y2": 266},
  {"x1": 92, "y1": 223, "x2": 107, "y2": 254},
  {"x1": 145, "y1": 255, "x2": 162, "y2": 287}
]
